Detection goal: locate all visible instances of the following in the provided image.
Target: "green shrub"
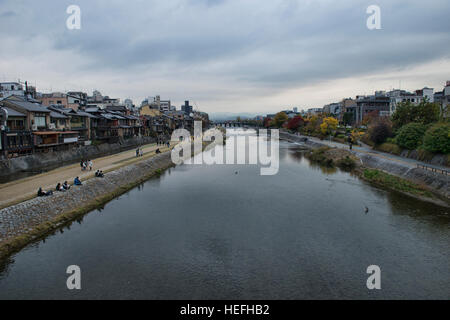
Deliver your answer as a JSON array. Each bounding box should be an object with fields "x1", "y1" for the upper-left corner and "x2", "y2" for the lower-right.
[
  {"x1": 422, "y1": 123, "x2": 450, "y2": 154},
  {"x1": 368, "y1": 120, "x2": 393, "y2": 145},
  {"x1": 396, "y1": 122, "x2": 428, "y2": 150},
  {"x1": 375, "y1": 142, "x2": 402, "y2": 155},
  {"x1": 309, "y1": 147, "x2": 333, "y2": 166},
  {"x1": 386, "y1": 137, "x2": 397, "y2": 144},
  {"x1": 336, "y1": 156, "x2": 356, "y2": 170}
]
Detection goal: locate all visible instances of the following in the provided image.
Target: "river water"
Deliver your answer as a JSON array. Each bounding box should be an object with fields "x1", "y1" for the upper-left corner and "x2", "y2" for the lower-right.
[{"x1": 0, "y1": 129, "x2": 449, "y2": 299}]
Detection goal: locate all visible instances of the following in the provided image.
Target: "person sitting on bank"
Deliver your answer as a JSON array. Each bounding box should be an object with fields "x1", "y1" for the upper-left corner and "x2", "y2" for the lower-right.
[
  {"x1": 156, "y1": 148, "x2": 161, "y2": 154},
  {"x1": 56, "y1": 183, "x2": 65, "y2": 192},
  {"x1": 98, "y1": 170, "x2": 104, "y2": 178},
  {"x1": 37, "y1": 187, "x2": 53, "y2": 197},
  {"x1": 74, "y1": 177, "x2": 82, "y2": 186},
  {"x1": 63, "y1": 181, "x2": 71, "y2": 190}
]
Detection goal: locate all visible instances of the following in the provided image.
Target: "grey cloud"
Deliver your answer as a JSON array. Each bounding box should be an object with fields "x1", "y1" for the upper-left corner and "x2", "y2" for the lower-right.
[{"x1": 1, "y1": 0, "x2": 449, "y2": 108}]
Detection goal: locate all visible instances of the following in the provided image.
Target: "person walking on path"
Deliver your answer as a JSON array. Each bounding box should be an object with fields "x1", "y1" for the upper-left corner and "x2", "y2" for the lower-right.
[
  {"x1": 88, "y1": 160, "x2": 93, "y2": 171},
  {"x1": 347, "y1": 136, "x2": 353, "y2": 150}
]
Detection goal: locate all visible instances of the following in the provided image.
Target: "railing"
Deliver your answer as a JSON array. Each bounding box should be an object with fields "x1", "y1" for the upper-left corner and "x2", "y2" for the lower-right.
[{"x1": 417, "y1": 164, "x2": 449, "y2": 176}]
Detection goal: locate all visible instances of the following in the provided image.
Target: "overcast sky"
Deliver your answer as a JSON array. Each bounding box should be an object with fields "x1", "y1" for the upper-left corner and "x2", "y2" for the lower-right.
[{"x1": 1, "y1": 0, "x2": 449, "y2": 113}]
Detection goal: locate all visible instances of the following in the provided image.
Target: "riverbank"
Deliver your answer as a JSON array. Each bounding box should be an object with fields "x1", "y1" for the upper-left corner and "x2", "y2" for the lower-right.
[
  {"x1": 0, "y1": 150, "x2": 175, "y2": 260},
  {"x1": 280, "y1": 132, "x2": 449, "y2": 208},
  {"x1": 0, "y1": 139, "x2": 215, "y2": 261},
  {"x1": 0, "y1": 143, "x2": 171, "y2": 209}
]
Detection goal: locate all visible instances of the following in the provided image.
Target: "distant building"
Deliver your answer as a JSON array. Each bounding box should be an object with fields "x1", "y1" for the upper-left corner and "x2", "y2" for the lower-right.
[
  {"x1": 39, "y1": 92, "x2": 68, "y2": 108},
  {"x1": 443, "y1": 81, "x2": 450, "y2": 118},
  {"x1": 307, "y1": 108, "x2": 322, "y2": 115},
  {"x1": 322, "y1": 102, "x2": 342, "y2": 116},
  {"x1": 356, "y1": 92, "x2": 390, "y2": 122},
  {"x1": 181, "y1": 101, "x2": 193, "y2": 115},
  {"x1": 0, "y1": 82, "x2": 25, "y2": 98},
  {"x1": 124, "y1": 98, "x2": 133, "y2": 109},
  {"x1": 387, "y1": 87, "x2": 434, "y2": 114},
  {"x1": 141, "y1": 95, "x2": 171, "y2": 112},
  {"x1": 66, "y1": 91, "x2": 87, "y2": 110}
]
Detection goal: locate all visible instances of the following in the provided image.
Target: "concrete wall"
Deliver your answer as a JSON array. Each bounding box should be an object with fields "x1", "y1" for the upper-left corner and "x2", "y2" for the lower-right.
[
  {"x1": 356, "y1": 152, "x2": 449, "y2": 199},
  {"x1": 0, "y1": 136, "x2": 156, "y2": 178}
]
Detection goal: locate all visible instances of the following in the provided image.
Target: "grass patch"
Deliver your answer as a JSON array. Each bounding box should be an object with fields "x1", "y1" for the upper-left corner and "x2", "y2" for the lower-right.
[{"x1": 362, "y1": 169, "x2": 433, "y2": 198}]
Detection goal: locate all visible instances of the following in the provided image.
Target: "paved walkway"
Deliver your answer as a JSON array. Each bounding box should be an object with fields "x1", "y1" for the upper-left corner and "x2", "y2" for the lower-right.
[{"x1": 0, "y1": 143, "x2": 172, "y2": 209}]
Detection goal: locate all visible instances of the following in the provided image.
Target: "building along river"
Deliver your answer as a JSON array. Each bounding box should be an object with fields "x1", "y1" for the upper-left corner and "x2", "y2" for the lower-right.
[{"x1": 0, "y1": 129, "x2": 448, "y2": 299}]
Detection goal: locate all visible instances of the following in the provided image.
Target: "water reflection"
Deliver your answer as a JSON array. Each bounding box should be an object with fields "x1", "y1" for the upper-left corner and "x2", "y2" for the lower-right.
[{"x1": 0, "y1": 130, "x2": 448, "y2": 299}]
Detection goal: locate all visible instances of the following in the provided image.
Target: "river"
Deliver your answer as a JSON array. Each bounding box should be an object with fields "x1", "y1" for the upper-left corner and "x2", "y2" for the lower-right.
[{"x1": 0, "y1": 129, "x2": 449, "y2": 299}]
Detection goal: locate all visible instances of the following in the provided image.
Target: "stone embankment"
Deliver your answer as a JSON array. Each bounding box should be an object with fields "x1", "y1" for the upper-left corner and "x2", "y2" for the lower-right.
[
  {"x1": 0, "y1": 151, "x2": 174, "y2": 260},
  {"x1": 280, "y1": 132, "x2": 449, "y2": 202},
  {"x1": 0, "y1": 136, "x2": 158, "y2": 178}
]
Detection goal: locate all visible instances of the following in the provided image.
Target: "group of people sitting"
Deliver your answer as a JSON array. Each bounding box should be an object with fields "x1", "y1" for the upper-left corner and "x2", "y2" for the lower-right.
[
  {"x1": 37, "y1": 176, "x2": 83, "y2": 197},
  {"x1": 55, "y1": 181, "x2": 71, "y2": 192},
  {"x1": 95, "y1": 170, "x2": 104, "y2": 178},
  {"x1": 37, "y1": 187, "x2": 53, "y2": 197}
]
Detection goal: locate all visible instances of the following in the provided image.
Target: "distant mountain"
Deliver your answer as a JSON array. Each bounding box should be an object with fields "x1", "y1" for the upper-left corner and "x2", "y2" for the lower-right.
[{"x1": 208, "y1": 112, "x2": 262, "y2": 121}]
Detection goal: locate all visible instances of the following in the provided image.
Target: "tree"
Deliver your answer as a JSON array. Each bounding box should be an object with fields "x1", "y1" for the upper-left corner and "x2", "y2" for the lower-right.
[
  {"x1": 320, "y1": 117, "x2": 338, "y2": 136},
  {"x1": 362, "y1": 111, "x2": 379, "y2": 126},
  {"x1": 368, "y1": 119, "x2": 393, "y2": 145},
  {"x1": 286, "y1": 115, "x2": 305, "y2": 131},
  {"x1": 350, "y1": 129, "x2": 363, "y2": 144},
  {"x1": 305, "y1": 115, "x2": 319, "y2": 134},
  {"x1": 271, "y1": 112, "x2": 288, "y2": 128},
  {"x1": 343, "y1": 112, "x2": 354, "y2": 126},
  {"x1": 391, "y1": 100, "x2": 440, "y2": 129},
  {"x1": 396, "y1": 122, "x2": 428, "y2": 150},
  {"x1": 422, "y1": 123, "x2": 450, "y2": 154}
]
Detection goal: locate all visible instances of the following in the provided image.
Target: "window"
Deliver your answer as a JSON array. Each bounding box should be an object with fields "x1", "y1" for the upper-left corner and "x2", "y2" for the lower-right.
[{"x1": 34, "y1": 113, "x2": 47, "y2": 127}]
